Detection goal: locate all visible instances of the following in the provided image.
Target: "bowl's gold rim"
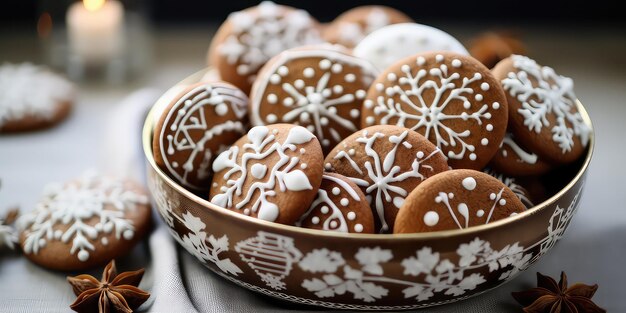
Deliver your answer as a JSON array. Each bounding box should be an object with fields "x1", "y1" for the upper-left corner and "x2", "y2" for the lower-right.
[{"x1": 142, "y1": 68, "x2": 595, "y2": 241}]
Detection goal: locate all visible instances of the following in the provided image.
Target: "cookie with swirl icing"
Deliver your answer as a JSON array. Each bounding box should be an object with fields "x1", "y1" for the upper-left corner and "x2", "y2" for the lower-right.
[
  {"x1": 489, "y1": 132, "x2": 552, "y2": 176},
  {"x1": 324, "y1": 125, "x2": 448, "y2": 233},
  {"x1": 322, "y1": 6, "x2": 413, "y2": 49},
  {"x1": 395, "y1": 169, "x2": 526, "y2": 233},
  {"x1": 210, "y1": 124, "x2": 324, "y2": 225},
  {"x1": 296, "y1": 173, "x2": 374, "y2": 233},
  {"x1": 362, "y1": 52, "x2": 508, "y2": 170},
  {"x1": 492, "y1": 55, "x2": 590, "y2": 164},
  {"x1": 208, "y1": 1, "x2": 323, "y2": 93},
  {"x1": 154, "y1": 81, "x2": 248, "y2": 190},
  {"x1": 250, "y1": 45, "x2": 378, "y2": 154}
]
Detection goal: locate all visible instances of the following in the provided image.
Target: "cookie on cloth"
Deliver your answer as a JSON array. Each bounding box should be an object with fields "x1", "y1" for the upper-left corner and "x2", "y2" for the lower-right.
[
  {"x1": 154, "y1": 81, "x2": 248, "y2": 190},
  {"x1": 250, "y1": 45, "x2": 378, "y2": 154},
  {"x1": 208, "y1": 1, "x2": 323, "y2": 92},
  {"x1": 324, "y1": 125, "x2": 448, "y2": 233},
  {"x1": 362, "y1": 52, "x2": 508, "y2": 170},
  {"x1": 483, "y1": 168, "x2": 534, "y2": 208},
  {"x1": 0, "y1": 63, "x2": 75, "y2": 133},
  {"x1": 394, "y1": 169, "x2": 526, "y2": 233},
  {"x1": 323, "y1": 5, "x2": 413, "y2": 49},
  {"x1": 296, "y1": 172, "x2": 374, "y2": 233},
  {"x1": 210, "y1": 124, "x2": 324, "y2": 225},
  {"x1": 18, "y1": 171, "x2": 151, "y2": 271},
  {"x1": 490, "y1": 132, "x2": 551, "y2": 176},
  {"x1": 353, "y1": 23, "x2": 468, "y2": 71},
  {"x1": 492, "y1": 55, "x2": 591, "y2": 164}
]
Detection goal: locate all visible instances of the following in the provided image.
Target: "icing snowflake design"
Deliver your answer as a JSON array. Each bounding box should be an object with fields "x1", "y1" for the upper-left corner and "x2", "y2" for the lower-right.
[
  {"x1": 210, "y1": 126, "x2": 315, "y2": 222},
  {"x1": 159, "y1": 83, "x2": 247, "y2": 189},
  {"x1": 499, "y1": 132, "x2": 538, "y2": 165},
  {"x1": 484, "y1": 169, "x2": 534, "y2": 208},
  {"x1": 327, "y1": 129, "x2": 442, "y2": 233},
  {"x1": 19, "y1": 171, "x2": 148, "y2": 262},
  {"x1": 0, "y1": 63, "x2": 74, "y2": 127},
  {"x1": 218, "y1": 1, "x2": 322, "y2": 82},
  {"x1": 337, "y1": 8, "x2": 390, "y2": 47},
  {"x1": 502, "y1": 55, "x2": 590, "y2": 153},
  {"x1": 252, "y1": 49, "x2": 376, "y2": 149},
  {"x1": 364, "y1": 54, "x2": 499, "y2": 162}
]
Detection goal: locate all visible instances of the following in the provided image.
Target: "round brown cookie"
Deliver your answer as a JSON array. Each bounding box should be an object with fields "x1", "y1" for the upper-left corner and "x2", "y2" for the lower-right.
[
  {"x1": 483, "y1": 168, "x2": 534, "y2": 208},
  {"x1": 362, "y1": 52, "x2": 508, "y2": 170},
  {"x1": 207, "y1": 1, "x2": 323, "y2": 93},
  {"x1": 296, "y1": 172, "x2": 374, "y2": 233},
  {"x1": 324, "y1": 125, "x2": 448, "y2": 233},
  {"x1": 467, "y1": 32, "x2": 526, "y2": 69},
  {"x1": 250, "y1": 45, "x2": 378, "y2": 154},
  {"x1": 0, "y1": 63, "x2": 75, "y2": 133},
  {"x1": 490, "y1": 132, "x2": 551, "y2": 176},
  {"x1": 394, "y1": 169, "x2": 526, "y2": 233},
  {"x1": 154, "y1": 81, "x2": 248, "y2": 190},
  {"x1": 322, "y1": 5, "x2": 413, "y2": 49},
  {"x1": 210, "y1": 124, "x2": 324, "y2": 225},
  {"x1": 19, "y1": 171, "x2": 151, "y2": 271},
  {"x1": 492, "y1": 55, "x2": 591, "y2": 164}
]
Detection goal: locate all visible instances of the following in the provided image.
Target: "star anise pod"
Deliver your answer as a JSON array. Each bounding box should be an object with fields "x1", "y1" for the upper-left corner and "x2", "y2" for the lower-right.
[
  {"x1": 512, "y1": 272, "x2": 606, "y2": 313},
  {"x1": 67, "y1": 260, "x2": 150, "y2": 313}
]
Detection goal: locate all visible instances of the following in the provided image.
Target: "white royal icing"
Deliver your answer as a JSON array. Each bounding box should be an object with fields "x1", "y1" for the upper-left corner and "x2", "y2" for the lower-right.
[
  {"x1": 484, "y1": 168, "x2": 534, "y2": 208},
  {"x1": 499, "y1": 133, "x2": 538, "y2": 164},
  {"x1": 0, "y1": 63, "x2": 75, "y2": 127},
  {"x1": 211, "y1": 126, "x2": 315, "y2": 222},
  {"x1": 502, "y1": 55, "x2": 590, "y2": 154},
  {"x1": 353, "y1": 23, "x2": 468, "y2": 71}
]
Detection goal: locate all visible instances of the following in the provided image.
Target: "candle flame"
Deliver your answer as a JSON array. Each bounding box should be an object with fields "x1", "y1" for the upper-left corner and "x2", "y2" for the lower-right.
[{"x1": 83, "y1": 0, "x2": 105, "y2": 12}]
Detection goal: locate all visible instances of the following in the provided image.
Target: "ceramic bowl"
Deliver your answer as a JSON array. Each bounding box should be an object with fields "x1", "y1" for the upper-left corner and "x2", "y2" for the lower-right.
[{"x1": 143, "y1": 69, "x2": 594, "y2": 310}]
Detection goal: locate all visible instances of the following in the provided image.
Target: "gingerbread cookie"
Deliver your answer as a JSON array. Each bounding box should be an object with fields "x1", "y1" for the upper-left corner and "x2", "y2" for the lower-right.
[
  {"x1": 492, "y1": 55, "x2": 591, "y2": 164},
  {"x1": 484, "y1": 168, "x2": 534, "y2": 208},
  {"x1": 353, "y1": 23, "x2": 469, "y2": 71},
  {"x1": 323, "y1": 6, "x2": 413, "y2": 49},
  {"x1": 324, "y1": 125, "x2": 448, "y2": 233},
  {"x1": 210, "y1": 124, "x2": 324, "y2": 225},
  {"x1": 468, "y1": 32, "x2": 526, "y2": 69},
  {"x1": 19, "y1": 171, "x2": 151, "y2": 271},
  {"x1": 250, "y1": 45, "x2": 378, "y2": 154},
  {"x1": 490, "y1": 132, "x2": 551, "y2": 176},
  {"x1": 154, "y1": 81, "x2": 248, "y2": 190},
  {"x1": 362, "y1": 52, "x2": 508, "y2": 170},
  {"x1": 394, "y1": 169, "x2": 526, "y2": 233},
  {"x1": 296, "y1": 173, "x2": 374, "y2": 233},
  {"x1": 208, "y1": 1, "x2": 323, "y2": 92},
  {"x1": 0, "y1": 63, "x2": 74, "y2": 133}
]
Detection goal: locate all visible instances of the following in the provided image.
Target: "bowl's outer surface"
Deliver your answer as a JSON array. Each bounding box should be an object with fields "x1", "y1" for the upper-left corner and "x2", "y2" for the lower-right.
[{"x1": 144, "y1": 69, "x2": 593, "y2": 310}]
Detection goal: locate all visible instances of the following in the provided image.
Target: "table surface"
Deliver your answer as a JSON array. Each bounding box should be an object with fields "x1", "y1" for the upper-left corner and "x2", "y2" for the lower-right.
[{"x1": 1, "y1": 24, "x2": 625, "y2": 312}]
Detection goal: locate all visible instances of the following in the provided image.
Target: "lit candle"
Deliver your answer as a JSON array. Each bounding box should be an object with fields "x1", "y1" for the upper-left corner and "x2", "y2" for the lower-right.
[{"x1": 66, "y1": 0, "x2": 125, "y2": 64}]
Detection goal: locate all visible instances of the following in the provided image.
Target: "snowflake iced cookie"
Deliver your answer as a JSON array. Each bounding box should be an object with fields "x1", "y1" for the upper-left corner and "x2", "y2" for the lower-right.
[
  {"x1": 0, "y1": 63, "x2": 75, "y2": 133},
  {"x1": 296, "y1": 172, "x2": 374, "y2": 233},
  {"x1": 492, "y1": 55, "x2": 591, "y2": 164},
  {"x1": 484, "y1": 168, "x2": 534, "y2": 208},
  {"x1": 324, "y1": 125, "x2": 448, "y2": 233},
  {"x1": 362, "y1": 52, "x2": 508, "y2": 170},
  {"x1": 490, "y1": 132, "x2": 551, "y2": 176},
  {"x1": 154, "y1": 81, "x2": 248, "y2": 190},
  {"x1": 394, "y1": 169, "x2": 526, "y2": 233},
  {"x1": 353, "y1": 23, "x2": 469, "y2": 71},
  {"x1": 208, "y1": 1, "x2": 323, "y2": 93},
  {"x1": 322, "y1": 6, "x2": 413, "y2": 49},
  {"x1": 250, "y1": 45, "x2": 378, "y2": 154},
  {"x1": 210, "y1": 124, "x2": 324, "y2": 225},
  {"x1": 18, "y1": 171, "x2": 151, "y2": 270}
]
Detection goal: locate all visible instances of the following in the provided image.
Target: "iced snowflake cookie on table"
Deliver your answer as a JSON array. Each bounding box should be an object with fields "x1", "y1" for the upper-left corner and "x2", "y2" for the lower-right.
[
  {"x1": 492, "y1": 55, "x2": 591, "y2": 164},
  {"x1": 362, "y1": 52, "x2": 508, "y2": 170},
  {"x1": 18, "y1": 171, "x2": 151, "y2": 271},
  {"x1": 324, "y1": 125, "x2": 448, "y2": 233},
  {"x1": 153, "y1": 81, "x2": 248, "y2": 190},
  {"x1": 0, "y1": 63, "x2": 75, "y2": 133},
  {"x1": 208, "y1": 1, "x2": 323, "y2": 93},
  {"x1": 395, "y1": 169, "x2": 526, "y2": 233},
  {"x1": 490, "y1": 132, "x2": 552, "y2": 176},
  {"x1": 296, "y1": 172, "x2": 375, "y2": 233},
  {"x1": 353, "y1": 23, "x2": 468, "y2": 71},
  {"x1": 250, "y1": 45, "x2": 378, "y2": 154},
  {"x1": 322, "y1": 5, "x2": 413, "y2": 49},
  {"x1": 210, "y1": 124, "x2": 324, "y2": 225}
]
